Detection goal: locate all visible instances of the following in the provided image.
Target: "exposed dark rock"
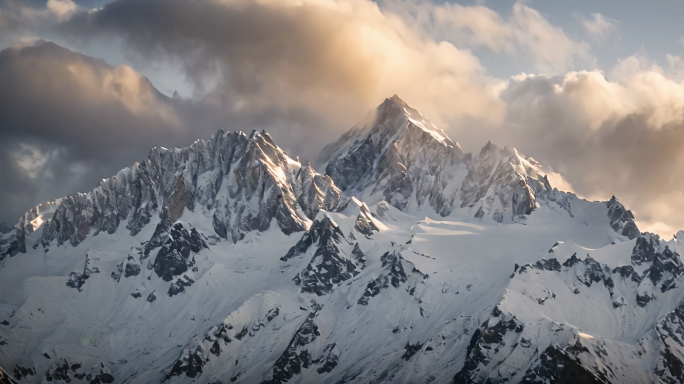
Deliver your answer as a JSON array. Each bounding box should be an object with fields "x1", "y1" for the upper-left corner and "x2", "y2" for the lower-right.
[
  {"x1": 164, "y1": 320, "x2": 237, "y2": 381},
  {"x1": 612, "y1": 265, "x2": 636, "y2": 279},
  {"x1": 644, "y1": 246, "x2": 684, "y2": 291},
  {"x1": 401, "y1": 341, "x2": 424, "y2": 360},
  {"x1": 314, "y1": 343, "x2": 340, "y2": 374},
  {"x1": 358, "y1": 251, "x2": 408, "y2": 305},
  {"x1": 164, "y1": 346, "x2": 205, "y2": 380},
  {"x1": 111, "y1": 261, "x2": 124, "y2": 282},
  {"x1": 606, "y1": 196, "x2": 640, "y2": 239},
  {"x1": 153, "y1": 223, "x2": 207, "y2": 282},
  {"x1": 636, "y1": 293, "x2": 653, "y2": 308},
  {"x1": 580, "y1": 256, "x2": 610, "y2": 288},
  {"x1": 262, "y1": 312, "x2": 320, "y2": 384},
  {"x1": 167, "y1": 177, "x2": 194, "y2": 223},
  {"x1": 532, "y1": 258, "x2": 562, "y2": 272},
  {"x1": 282, "y1": 217, "x2": 344, "y2": 262},
  {"x1": 146, "y1": 291, "x2": 157, "y2": 302},
  {"x1": 562, "y1": 253, "x2": 581, "y2": 267},
  {"x1": 655, "y1": 303, "x2": 684, "y2": 383},
  {"x1": 41, "y1": 358, "x2": 111, "y2": 384},
  {"x1": 351, "y1": 243, "x2": 366, "y2": 268},
  {"x1": 66, "y1": 253, "x2": 100, "y2": 291},
  {"x1": 289, "y1": 217, "x2": 361, "y2": 296},
  {"x1": 124, "y1": 262, "x2": 141, "y2": 278},
  {"x1": 168, "y1": 275, "x2": 195, "y2": 297},
  {"x1": 453, "y1": 311, "x2": 524, "y2": 384},
  {"x1": 521, "y1": 345, "x2": 607, "y2": 384},
  {"x1": 66, "y1": 271, "x2": 89, "y2": 291},
  {"x1": 632, "y1": 233, "x2": 660, "y2": 266},
  {"x1": 13, "y1": 365, "x2": 34, "y2": 381}
]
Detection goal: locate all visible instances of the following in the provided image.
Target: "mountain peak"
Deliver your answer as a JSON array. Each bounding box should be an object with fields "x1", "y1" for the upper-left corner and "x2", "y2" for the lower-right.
[{"x1": 389, "y1": 94, "x2": 406, "y2": 106}]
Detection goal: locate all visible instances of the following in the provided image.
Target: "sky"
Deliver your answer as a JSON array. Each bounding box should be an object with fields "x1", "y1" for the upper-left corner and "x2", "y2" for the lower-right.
[{"x1": 1, "y1": 0, "x2": 684, "y2": 237}]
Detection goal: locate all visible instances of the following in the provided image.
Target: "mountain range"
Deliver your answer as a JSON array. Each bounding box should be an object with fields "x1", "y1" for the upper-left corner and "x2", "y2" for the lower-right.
[{"x1": 0, "y1": 95, "x2": 682, "y2": 384}]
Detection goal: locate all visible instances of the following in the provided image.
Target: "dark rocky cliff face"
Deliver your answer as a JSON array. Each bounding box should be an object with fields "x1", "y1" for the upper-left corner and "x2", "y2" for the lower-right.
[{"x1": 606, "y1": 196, "x2": 640, "y2": 240}]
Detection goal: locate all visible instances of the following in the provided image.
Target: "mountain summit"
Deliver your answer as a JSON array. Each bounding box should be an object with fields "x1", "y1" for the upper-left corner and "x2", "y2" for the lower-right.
[{"x1": 2, "y1": 96, "x2": 681, "y2": 384}]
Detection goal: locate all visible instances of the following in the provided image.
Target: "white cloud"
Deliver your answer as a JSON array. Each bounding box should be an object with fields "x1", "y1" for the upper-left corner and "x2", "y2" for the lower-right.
[
  {"x1": 666, "y1": 53, "x2": 684, "y2": 82},
  {"x1": 62, "y1": 0, "x2": 510, "y2": 152},
  {"x1": 581, "y1": 13, "x2": 618, "y2": 43},
  {"x1": 47, "y1": 0, "x2": 77, "y2": 21},
  {"x1": 383, "y1": 0, "x2": 594, "y2": 73},
  {"x1": 497, "y1": 60, "x2": 684, "y2": 237}
]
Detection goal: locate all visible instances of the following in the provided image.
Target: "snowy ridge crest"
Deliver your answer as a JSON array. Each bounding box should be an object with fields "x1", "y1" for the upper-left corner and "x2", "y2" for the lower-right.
[{"x1": 0, "y1": 130, "x2": 352, "y2": 260}]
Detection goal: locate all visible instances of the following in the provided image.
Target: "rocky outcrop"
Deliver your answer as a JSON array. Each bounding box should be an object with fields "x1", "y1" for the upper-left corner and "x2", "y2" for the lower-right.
[
  {"x1": 632, "y1": 232, "x2": 660, "y2": 265},
  {"x1": 66, "y1": 254, "x2": 100, "y2": 291},
  {"x1": 453, "y1": 308, "x2": 525, "y2": 384},
  {"x1": 606, "y1": 196, "x2": 640, "y2": 240},
  {"x1": 521, "y1": 343, "x2": 607, "y2": 384},
  {"x1": 153, "y1": 223, "x2": 206, "y2": 282},
  {"x1": 165, "y1": 294, "x2": 284, "y2": 381},
  {"x1": 357, "y1": 250, "x2": 421, "y2": 306},
  {"x1": 353, "y1": 198, "x2": 379, "y2": 236},
  {"x1": 654, "y1": 302, "x2": 684, "y2": 384},
  {"x1": 263, "y1": 312, "x2": 321, "y2": 384},
  {"x1": 37, "y1": 358, "x2": 114, "y2": 384},
  {"x1": 286, "y1": 217, "x2": 363, "y2": 296}
]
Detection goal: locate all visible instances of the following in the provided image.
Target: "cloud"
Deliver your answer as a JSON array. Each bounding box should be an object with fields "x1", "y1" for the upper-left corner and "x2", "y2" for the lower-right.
[
  {"x1": 581, "y1": 13, "x2": 618, "y2": 43},
  {"x1": 0, "y1": 0, "x2": 83, "y2": 51},
  {"x1": 497, "y1": 63, "x2": 684, "y2": 236},
  {"x1": 59, "y1": 0, "x2": 505, "y2": 145},
  {"x1": 383, "y1": 0, "x2": 593, "y2": 73},
  {"x1": 0, "y1": 0, "x2": 78, "y2": 32},
  {"x1": 666, "y1": 53, "x2": 684, "y2": 82},
  {"x1": 0, "y1": 40, "x2": 185, "y2": 223},
  {"x1": 46, "y1": 0, "x2": 78, "y2": 20}
]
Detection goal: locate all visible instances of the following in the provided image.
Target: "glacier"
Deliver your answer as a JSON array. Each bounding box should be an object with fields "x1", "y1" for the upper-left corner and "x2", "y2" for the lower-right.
[{"x1": 0, "y1": 95, "x2": 682, "y2": 383}]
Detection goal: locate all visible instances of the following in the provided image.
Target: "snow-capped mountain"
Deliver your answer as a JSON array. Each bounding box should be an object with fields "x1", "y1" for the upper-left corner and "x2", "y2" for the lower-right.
[{"x1": 1, "y1": 95, "x2": 681, "y2": 384}]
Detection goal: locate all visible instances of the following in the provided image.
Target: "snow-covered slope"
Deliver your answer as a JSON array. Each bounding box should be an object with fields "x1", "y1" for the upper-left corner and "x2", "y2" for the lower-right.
[{"x1": 0, "y1": 96, "x2": 678, "y2": 384}]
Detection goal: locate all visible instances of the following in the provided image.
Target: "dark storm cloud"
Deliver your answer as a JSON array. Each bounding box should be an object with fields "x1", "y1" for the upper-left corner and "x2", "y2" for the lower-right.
[
  {"x1": 58, "y1": 0, "x2": 502, "y2": 138},
  {"x1": 0, "y1": 40, "x2": 185, "y2": 223}
]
